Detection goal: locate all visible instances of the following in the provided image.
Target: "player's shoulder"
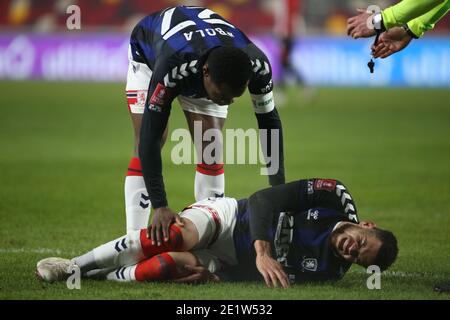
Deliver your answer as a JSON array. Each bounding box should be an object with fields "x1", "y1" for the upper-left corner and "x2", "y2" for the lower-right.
[{"x1": 152, "y1": 51, "x2": 201, "y2": 87}]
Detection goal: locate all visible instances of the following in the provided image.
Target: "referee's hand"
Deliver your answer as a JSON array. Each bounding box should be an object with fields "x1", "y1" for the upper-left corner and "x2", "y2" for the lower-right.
[
  {"x1": 372, "y1": 27, "x2": 413, "y2": 59},
  {"x1": 347, "y1": 9, "x2": 377, "y2": 39}
]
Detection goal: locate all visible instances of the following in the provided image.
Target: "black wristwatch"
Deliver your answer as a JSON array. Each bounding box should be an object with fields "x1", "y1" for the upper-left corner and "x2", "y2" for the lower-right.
[{"x1": 402, "y1": 24, "x2": 419, "y2": 39}]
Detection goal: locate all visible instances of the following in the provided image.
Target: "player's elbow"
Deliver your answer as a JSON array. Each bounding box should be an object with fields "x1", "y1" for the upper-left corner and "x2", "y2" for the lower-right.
[{"x1": 248, "y1": 189, "x2": 271, "y2": 211}]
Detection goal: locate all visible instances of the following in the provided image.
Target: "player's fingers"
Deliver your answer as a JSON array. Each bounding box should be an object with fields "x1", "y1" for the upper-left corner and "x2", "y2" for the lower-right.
[
  {"x1": 149, "y1": 224, "x2": 154, "y2": 242},
  {"x1": 356, "y1": 8, "x2": 366, "y2": 14},
  {"x1": 155, "y1": 224, "x2": 162, "y2": 246},
  {"x1": 162, "y1": 222, "x2": 169, "y2": 243},
  {"x1": 268, "y1": 271, "x2": 280, "y2": 288},
  {"x1": 277, "y1": 271, "x2": 290, "y2": 289},
  {"x1": 150, "y1": 225, "x2": 156, "y2": 244},
  {"x1": 261, "y1": 270, "x2": 272, "y2": 288},
  {"x1": 271, "y1": 264, "x2": 289, "y2": 288}
]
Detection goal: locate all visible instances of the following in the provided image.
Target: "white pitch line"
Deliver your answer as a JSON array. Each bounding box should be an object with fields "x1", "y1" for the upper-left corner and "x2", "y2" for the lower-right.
[
  {"x1": 354, "y1": 269, "x2": 447, "y2": 279},
  {"x1": 0, "y1": 247, "x2": 79, "y2": 256}
]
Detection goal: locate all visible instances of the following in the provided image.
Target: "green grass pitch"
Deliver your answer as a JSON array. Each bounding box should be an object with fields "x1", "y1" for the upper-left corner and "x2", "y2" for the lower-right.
[{"x1": 0, "y1": 81, "x2": 449, "y2": 299}]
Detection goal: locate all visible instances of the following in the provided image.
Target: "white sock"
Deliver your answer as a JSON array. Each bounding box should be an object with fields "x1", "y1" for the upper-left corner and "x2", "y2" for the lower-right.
[
  {"x1": 195, "y1": 163, "x2": 225, "y2": 201},
  {"x1": 125, "y1": 157, "x2": 151, "y2": 233},
  {"x1": 74, "y1": 230, "x2": 145, "y2": 273},
  {"x1": 105, "y1": 265, "x2": 137, "y2": 282}
]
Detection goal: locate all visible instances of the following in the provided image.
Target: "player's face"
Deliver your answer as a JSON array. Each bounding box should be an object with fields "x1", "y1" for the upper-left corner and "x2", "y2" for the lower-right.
[
  {"x1": 202, "y1": 65, "x2": 246, "y2": 106},
  {"x1": 331, "y1": 222, "x2": 382, "y2": 267}
]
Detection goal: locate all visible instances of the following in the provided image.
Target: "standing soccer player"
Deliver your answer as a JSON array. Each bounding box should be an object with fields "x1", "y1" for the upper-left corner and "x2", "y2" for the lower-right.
[{"x1": 124, "y1": 6, "x2": 285, "y2": 245}]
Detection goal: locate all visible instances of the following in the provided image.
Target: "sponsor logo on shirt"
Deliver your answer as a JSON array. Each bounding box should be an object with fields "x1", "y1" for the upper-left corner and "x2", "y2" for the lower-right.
[
  {"x1": 150, "y1": 83, "x2": 170, "y2": 106},
  {"x1": 314, "y1": 179, "x2": 337, "y2": 192},
  {"x1": 306, "y1": 209, "x2": 319, "y2": 220}
]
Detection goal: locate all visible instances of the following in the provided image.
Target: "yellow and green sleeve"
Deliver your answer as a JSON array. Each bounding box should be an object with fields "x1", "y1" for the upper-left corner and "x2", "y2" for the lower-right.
[
  {"x1": 381, "y1": 0, "x2": 448, "y2": 32},
  {"x1": 407, "y1": 1, "x2": 450, "y2": 37}
]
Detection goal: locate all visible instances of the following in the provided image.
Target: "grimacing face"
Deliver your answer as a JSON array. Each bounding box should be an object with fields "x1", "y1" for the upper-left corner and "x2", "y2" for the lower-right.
[
  {"x1": 202, "y1": 64, "x2": 247, "y2": 106},
  {"x1": 330, "y1": 221, "x2": 382, "y2": 267}
]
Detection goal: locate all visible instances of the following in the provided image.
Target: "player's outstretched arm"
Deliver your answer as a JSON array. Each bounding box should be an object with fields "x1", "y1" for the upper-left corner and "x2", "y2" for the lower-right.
[
  {"x1": 255, "y1": 108, "x2": 285, "y2": 186},
  {"x1": 139, "y1": 79, "x2": 183, "y2": 246},
  {"x1": 247, "y1": 45, "x2": 285, "y2": 186}
]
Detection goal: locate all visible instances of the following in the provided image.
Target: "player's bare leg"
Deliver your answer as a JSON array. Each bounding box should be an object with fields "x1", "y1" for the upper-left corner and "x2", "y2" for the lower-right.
[{"x1": 184, "y1": 110, "x2": 226, "y2": 201}]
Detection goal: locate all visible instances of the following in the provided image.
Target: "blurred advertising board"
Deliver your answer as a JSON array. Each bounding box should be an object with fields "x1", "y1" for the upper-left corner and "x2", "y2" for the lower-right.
[{"x1": 0, "y1": 33, "x2": 449, "y2": 87}]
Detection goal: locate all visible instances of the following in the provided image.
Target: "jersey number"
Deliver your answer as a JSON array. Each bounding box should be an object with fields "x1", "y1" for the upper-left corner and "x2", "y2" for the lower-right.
[{"x1": 161, "y1": 7, "x2": 235, "y2": 40}]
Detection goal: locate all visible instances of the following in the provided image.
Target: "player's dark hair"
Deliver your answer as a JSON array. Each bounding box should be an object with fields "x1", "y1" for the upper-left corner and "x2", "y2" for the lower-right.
[
  {"x1": 207, "y1": 46, "x2": 252, "y2": 95},
  {"x1": 373, "y1": 228, "x2": 398, "y2": 272}
]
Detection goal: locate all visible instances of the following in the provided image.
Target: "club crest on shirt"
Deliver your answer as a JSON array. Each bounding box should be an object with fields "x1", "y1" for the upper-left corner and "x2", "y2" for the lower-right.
[
  {"x1": 136, "y1": 90, "x2": 147, "y2": 107},
  {"x1": 301, "y1": 257, "x2": 318, "y2": 272}
]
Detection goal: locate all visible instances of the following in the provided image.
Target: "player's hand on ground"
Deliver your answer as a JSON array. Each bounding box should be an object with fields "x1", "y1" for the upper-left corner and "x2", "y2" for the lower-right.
[
  {"x1": 347, "y1": 9, "x2": 377, "y2": 39},
  {"x1": 147, "y1": 207, "x2": 183, "y2": 246},
  {"x1": 173, "y1": 265, "x2": 220, "y2": 284},
  {"x1": 372, "y1": 27, "x2": 413, "y2": 59},
  {"x1": 254, "y1": 239, "x2": 290, "y2": 288},
  {"x1": 256, "y1": 254, "x2": 290, "y2": 288}
]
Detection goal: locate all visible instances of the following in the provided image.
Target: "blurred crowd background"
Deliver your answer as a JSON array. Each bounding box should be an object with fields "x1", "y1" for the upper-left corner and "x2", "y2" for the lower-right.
[
  {"x1": 0, "y1": 0, "x2": 449, "y2": 86},
  {"x1": 1, "y1": 0, "x2": 448, "y2": 35}
]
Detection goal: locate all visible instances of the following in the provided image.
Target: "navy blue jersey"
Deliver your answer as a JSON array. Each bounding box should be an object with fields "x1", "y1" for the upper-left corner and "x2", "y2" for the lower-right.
[
  {"x1": 130, "y1": 6, "x2": 273, "y2": 104},
  {"x1": 135, "y1": 6, "x2": 285, "y2": 209},
  {"x1": 230, "y1": 200, "x2": 353, "y2": 282},
  {"x1": 218, "y1": 179, "x2": 359, "y2": 282}
]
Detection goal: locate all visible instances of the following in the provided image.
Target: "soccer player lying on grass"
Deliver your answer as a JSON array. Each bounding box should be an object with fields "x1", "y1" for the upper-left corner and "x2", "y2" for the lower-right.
[{"x1": 36, "y1": 179, "x2": 398, "y2": 288}]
